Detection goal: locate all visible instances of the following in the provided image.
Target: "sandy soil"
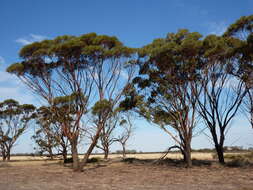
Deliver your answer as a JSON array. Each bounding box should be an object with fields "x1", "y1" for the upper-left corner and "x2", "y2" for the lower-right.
[
  {"x1": 0, "y1": 155, "x2": 252, "y2": 190},
  {"x1": 9, "y1": 152, "x2": 246, "y2": 161}
]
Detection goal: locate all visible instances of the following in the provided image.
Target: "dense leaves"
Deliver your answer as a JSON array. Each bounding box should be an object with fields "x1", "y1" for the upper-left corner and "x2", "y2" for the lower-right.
[{"x1": 4, "y1": 15, "x2": 253, "y2": 169}]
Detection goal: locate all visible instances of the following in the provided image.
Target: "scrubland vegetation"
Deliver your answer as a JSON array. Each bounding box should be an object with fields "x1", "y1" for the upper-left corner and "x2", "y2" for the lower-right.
[{"x1": 0, "y1": 15, "x2": 253, "y2": 189}]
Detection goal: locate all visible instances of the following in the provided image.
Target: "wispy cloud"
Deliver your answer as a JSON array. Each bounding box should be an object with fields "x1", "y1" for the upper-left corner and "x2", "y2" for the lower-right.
[
  {"x1": 16, "y1": 34, "x2": 47, "y2": 45},
  {"x1": 207, "y1": 21, "x2": 228, "y2": 36},
  {"x1": 0, "y1": 70, "x2": 37, "y2": 105},
  {"x1": 0, "y1": 56, "x2": 5, "y2": 64}
]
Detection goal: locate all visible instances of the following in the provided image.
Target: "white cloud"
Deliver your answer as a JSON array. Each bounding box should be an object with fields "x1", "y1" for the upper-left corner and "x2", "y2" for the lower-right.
[
  {"x1": 16, "y1": 34, "x2": 47, "y2": 45},
  {"x1": 207, "y1": 21, "x2": 228, "y2": 36},
  {"x1": 0, "y1": 56, "x2": 5, "y2": 64},
  {"x1": 0, "y1": 70, "x2": 18, "y2": 84},
  {"x1": 0, "y1": 69, "x2": 38, "y2": 105}
]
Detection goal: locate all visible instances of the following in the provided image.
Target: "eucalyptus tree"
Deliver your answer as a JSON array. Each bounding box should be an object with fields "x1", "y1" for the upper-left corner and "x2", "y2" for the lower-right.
[
  {"x1": 126, "y1": 29, "x2": 203, "y2": 167},
  {"x1": 0, "y1": 99, "x2": 36, "y2": 161},
  {"x1": 78, "y1": 35, "x2": 136, "y2": 169},
  {"x1": 7, "y1": 34, "x2": 93, "y2": 170},
  {"x1": 7, "y1": 33, "x2": 136, "y2": 171},
  {"x1": 224, "y1": 15, "x2": 253, "y2": 129},
  {"x1": 52, "y1": 92, "x2": 87, "y2": 169},
  {"x1": 196, "y1": 34, "x2": 246, "y2": 164},
  {"x1": 33, "y1": 106, "x2": 69, "y2": 161},
  {"x1": 89, "y1": 103, "x2": 119, "y2": 159},
  {"x1": 114, "y1": 113, "x2": 135, "y2": 159},
  {"x1": 32, "y1": 124, "x2": 58, "y2": 160}
]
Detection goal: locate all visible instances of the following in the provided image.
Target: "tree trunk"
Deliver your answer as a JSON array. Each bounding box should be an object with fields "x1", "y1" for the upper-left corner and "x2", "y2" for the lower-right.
[
  {"x1": 104, "y1": 147, "x2": 109, "y2": 160},
  {"x1": 122, "y1": 143, "x2": 126, "y2": 159},
  {"x1": 210, "y1": 128, "x2": 225, "y2": 164},
  {"x1": 62, "y1": 146, "x2": 67, "y2": 162},
  {"x1": 80, "y1": 122, "x2": 104, "y2": 170},
  {"x1": 2, "y1": 151, "x2": 6, "y2": 161},
  {"x1": 49, "y1": 148, "x2": 53, "y2": 160},
  {"x1": 184, "y1": 146, "x2": 192, "y2": 167},
  {"x1": 71, "y1": 142, "x2": 79, "y2": 171},
  {"x1": 215, "y1": 144, "x2": 225, "y2": 164},
  {"x1": 251, "y1": 110, "x2": 253, "y2": 129},
  {"x1": 6, "y1": 148, "x2": 11, "y2": 161}
]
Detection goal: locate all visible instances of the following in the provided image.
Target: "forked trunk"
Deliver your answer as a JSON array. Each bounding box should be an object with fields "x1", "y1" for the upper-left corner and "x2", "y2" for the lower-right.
[
  {"x1": 80, "y1": 122, "x2": 104, "y2": 170},
  {"x1": 215, "y1": 144, "x2": 225, "y2": 164}
]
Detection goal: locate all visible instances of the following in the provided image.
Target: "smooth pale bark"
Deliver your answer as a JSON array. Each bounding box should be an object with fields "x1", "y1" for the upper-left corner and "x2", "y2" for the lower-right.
[
  {"x1": 71, "y1": 142, "x2": 79, "y2": 171},
  {"x1": 122, "y1": 143, "x2": 126, "y2": 159},
  {"x1": 80, "y1": 123, "x2": 104, "y2": 170}
]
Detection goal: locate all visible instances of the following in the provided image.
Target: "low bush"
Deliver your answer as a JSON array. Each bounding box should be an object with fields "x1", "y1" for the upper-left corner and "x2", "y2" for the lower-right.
[
  {"x1": 226, "y1": 157, "x2": 251, "y2": 167},
  {"x1": 87, "y1": 157, "x2": 101, "y2": 163},
  {"x1": 64, "y1": 157, "x2": 101, "y2": 164},
  {"x1": 64, "y1": 157, "x2": 73, "y2": 163},
  {"x1": 122, "y1": 157, "x2": 139, "y2": 163}
]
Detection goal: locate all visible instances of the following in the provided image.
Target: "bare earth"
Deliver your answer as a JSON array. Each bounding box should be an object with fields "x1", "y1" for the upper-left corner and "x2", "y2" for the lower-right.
[{"x1": 0, "y1": 153, "x2": 253, "y2": 190}]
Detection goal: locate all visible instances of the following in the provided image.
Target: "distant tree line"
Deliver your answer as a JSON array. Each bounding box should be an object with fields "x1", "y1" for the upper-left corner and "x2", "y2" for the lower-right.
[{"x1": 0, "y1": 15, "x2": 252, "y2": 170}]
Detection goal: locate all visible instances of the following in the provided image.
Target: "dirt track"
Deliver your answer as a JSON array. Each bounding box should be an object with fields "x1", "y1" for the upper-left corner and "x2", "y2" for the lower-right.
[{"x1": 0, "y1": 159, "x2": 253, "y2": 190}]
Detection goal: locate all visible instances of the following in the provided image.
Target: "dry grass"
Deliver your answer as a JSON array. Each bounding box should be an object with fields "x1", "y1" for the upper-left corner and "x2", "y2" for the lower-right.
[
  {"x1": 8, "y1": 152, "x2": 219, "y2": 161},
  {"x1": 0, "y1": 152, "x2": 252, "y2": 190}
]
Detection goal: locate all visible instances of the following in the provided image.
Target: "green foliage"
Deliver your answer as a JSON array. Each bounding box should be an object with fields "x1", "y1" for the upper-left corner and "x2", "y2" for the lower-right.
[
  {"x1": 33, "y1": 105, "x2": 70, "y2": 158},
  {"x1": 4, "y1": 16, "x2": 253, "y2": 167},
  {"x1": 131, "y1": 29, "x2": 204, "y2": 125},
  {"x1": 223, "y1": 15, "x2": 253, "y2": 87},
  {"x1": 0, "y1": 99, "x2": 35, "y2": 120},
  {"x1": 92, "y1": 99, "x2": 112, "y2": 116},
  {"x1": 6, "y1": 63, "x2": 25, "y2": 76},
  {"x1": 0, "y1": 99, "x2": 36, "y2": 160},
  {"x1": 52, "y1": 92, "x2": 87, "y2": 119},
  {"x1": 7, "y1": 33, "x2": 135, "y2": 77},
  {"x1": 53, "y1": 92, "x2": 86, "y2": 106},
  {"x1": 224, "y1": 15, "x2": 253, "y2": 37}
]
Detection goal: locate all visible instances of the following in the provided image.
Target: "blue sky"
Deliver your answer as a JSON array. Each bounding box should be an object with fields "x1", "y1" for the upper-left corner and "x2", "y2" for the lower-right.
[{"x1": 0, "y1": 0, "x2": 253, "y2": 153}]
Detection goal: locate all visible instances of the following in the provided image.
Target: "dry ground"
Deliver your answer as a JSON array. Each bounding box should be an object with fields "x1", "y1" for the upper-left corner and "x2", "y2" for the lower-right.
[
  {"x1": 9, "y1": 152, "x2": 248, "y2": 161},
  {"x1": 0, "y1": 153, "x2": 252, "y2": 190}
]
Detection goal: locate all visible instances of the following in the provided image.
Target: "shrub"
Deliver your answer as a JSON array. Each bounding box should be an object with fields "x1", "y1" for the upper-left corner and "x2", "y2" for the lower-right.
[
  {"x1": 64, "y1": 157, "x2": 101, "y2": 164},
  {"x1": 226, "y1": 157, "x2": 250, "y2": 167},
  {"x1": 64, "y1": 157, "x2": 73, "y2": 163},
  {"x1": 87, "y1": 157, "x2": 100, "y2": 163}
]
